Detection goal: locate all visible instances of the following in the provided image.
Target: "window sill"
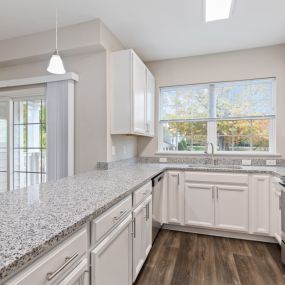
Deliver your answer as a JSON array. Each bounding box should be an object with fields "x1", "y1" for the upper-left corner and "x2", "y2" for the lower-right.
[{"x1": 155, "y1": 151, "x2": 282, "y2": 158}]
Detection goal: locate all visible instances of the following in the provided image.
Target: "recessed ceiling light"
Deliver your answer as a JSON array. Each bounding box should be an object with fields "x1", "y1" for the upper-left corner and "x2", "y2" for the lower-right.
[{"x1": 205, "y1": 0, "x2": 234, "y2": 23}]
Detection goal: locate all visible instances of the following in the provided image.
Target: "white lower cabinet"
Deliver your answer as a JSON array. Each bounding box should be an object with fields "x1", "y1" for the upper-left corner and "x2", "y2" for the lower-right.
[
  {"x1": 91, "y1": 214, "x2": 133, "y2": 285},
  {"x1": 133, "y1": 195, "x2": 152, "y2": 282},
  {"x1": 215, "y1": 185, "x2": 248, "y2": 232},
  {"x1": 271, "y1": 178, "x2": 282, "y2": 244},
  {"x1": 184, "y1": 183, "x2": 248, "y2": 232},
  {"x1": 58, "y1": 258, "x2": 89, "y2": 285},
  {"x1": 250, "y1": 175, "x2": 270, "y2": 234},
  {"x1": 184, "y1": 183, "x2": 215, "y2": 227},
  {"x1": 167, "y1": 171, "x2": 184, "y2": 225}
]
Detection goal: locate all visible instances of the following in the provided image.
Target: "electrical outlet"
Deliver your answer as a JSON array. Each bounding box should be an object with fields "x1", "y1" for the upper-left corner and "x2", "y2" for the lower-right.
[
  {"x1": 159, "y1": 157, "x2": 168, "y2": 163},
  {"x1": 242, "y1": 160, "x2": 251, "y2": 166},
  {"x1": 112, "y1": 146, "x2": 116, "y2": 156},
  {"x1": 266, "y1": 160, "x2": 276, "y2": 166}
]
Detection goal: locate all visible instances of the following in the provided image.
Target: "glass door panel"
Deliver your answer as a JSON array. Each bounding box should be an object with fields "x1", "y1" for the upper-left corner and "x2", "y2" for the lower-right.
[{"x1": 0, "y1": 101, "x2": 9, "y2": 192}]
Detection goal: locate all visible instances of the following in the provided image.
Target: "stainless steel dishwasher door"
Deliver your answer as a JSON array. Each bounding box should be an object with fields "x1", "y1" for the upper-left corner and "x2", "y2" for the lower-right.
[{"x1": 152, "y1": 172, "x2": 164, "y2": 242}]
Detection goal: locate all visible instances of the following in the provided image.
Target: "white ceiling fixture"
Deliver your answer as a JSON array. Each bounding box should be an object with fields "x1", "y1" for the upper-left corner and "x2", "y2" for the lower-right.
[
  {"x1": 47, "y1": 8, "x2": 66, "y2": 75},
  {"x1": 205, "y1": 0, "x2": 234, "y2": 22}
]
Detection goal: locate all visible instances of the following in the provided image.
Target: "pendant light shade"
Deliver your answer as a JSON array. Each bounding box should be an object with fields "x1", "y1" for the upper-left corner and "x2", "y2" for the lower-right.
[
  {"x1": 47, "y1": 51, "x2": 66, "y2": 74},
  {"x1": 47, "y1": 9, "x2": 66, "y2": 74}
]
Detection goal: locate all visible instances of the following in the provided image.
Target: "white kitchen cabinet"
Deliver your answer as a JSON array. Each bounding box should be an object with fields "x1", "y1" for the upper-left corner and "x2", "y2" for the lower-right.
[
  {"x1": 271, "y1": 178, "x2": 282, "y2": 244},
  {"x1": 111, "y1": 49, "x2": 155, "y2": 137},
  {"x1": 184, "y1": 183, "x2": 215, "y2": 228},
  {"x1": 215, "y1": 185, "x2": 248, "y2": 232},
  {"x1": 132, "y1": 52, "x2": 147, "y2": 134},
  {"x1": 91, "y1": 214, "x2": 132, "y2": 285},
  {"x1": 6, "y1": 227, "x2": 88, "y2": 285},
  {"x1": 133, "y1": 195, "x2": 153, "y2": 282},
  {"x1": 144, "y1": 195, "x2": 153, "y2": 257},
  {"x1": 58, "y1": 258, "x2": 88, "y2": 285},
  {"x1": 250, "y1": 175, "x2": 270, "y2": 235},
  {"x1": 146, "y1": 70, "x2": 155, "y2": 136},
  {"x1": 167, "y1": 171, "x2": 184, "y2": 225}
]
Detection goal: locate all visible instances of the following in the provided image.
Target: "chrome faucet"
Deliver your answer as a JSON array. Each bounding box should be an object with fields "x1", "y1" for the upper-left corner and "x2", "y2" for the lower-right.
[{"x1": 204, "y1": 142, "x2": 215, "y2": 165}]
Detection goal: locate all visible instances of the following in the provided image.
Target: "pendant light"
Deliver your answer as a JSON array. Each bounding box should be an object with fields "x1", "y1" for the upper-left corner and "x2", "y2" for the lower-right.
[{"x1": 47, "y1": 8, "x2": 66, "y2": 74}]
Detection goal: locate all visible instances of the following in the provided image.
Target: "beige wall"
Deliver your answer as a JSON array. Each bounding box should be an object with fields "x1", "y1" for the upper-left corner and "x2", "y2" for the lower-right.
[
  {"x1": 0, "y1": 19, "x2": 138, "y2": 174},
  {"x1": 0, "y1": 52, "x2": 108, "y2": 173},
  {"x1": 138, "y1": 44, "x2": 285, "y2": 158}
]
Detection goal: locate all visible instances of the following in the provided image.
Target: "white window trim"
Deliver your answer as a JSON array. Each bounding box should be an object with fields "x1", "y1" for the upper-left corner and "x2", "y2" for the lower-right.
[{"x1": 158, "y1": 78, "x2": 277, "y2": 155}]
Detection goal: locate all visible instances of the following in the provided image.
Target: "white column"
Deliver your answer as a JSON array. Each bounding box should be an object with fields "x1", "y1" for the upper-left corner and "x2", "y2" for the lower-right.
[{"x1": 46, "y1": 80, "x2": 75, "y2": 181}]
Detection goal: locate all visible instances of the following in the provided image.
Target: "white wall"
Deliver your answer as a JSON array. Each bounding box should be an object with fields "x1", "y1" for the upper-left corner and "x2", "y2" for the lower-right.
[{"x1": 138, "y1": 44, "x2": 285, "y2": 158}]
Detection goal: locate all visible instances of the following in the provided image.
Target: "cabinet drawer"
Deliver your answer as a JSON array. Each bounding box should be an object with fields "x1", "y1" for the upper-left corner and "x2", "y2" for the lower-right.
[
  {"x1": 7, "y1": 227, "x2": 88, "y2": 285},
  {"x1": 185, "y1": 172, "x2": 248, "y2": 185},
  {"x1": 133, "y1": 181, "x2": 152, "y2": 207},
  {"x1": 92, "y1": 195, "x2": 132, "y2": 244}
]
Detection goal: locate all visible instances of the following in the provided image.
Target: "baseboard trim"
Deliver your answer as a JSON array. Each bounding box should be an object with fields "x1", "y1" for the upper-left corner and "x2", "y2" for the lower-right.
[{"x1": 163, "y1": 224, "x2": 278, "y2": 243}]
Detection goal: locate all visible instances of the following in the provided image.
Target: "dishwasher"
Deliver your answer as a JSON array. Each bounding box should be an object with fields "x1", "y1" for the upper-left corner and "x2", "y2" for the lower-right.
[{"x1": 152, "y1": 172, "x2": 164, "y2": 242}]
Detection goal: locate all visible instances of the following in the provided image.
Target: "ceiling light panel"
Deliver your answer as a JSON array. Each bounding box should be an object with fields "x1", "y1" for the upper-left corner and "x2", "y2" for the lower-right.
[{"x1": 205, "y1": 0, "x2": 233, "y2": 22}]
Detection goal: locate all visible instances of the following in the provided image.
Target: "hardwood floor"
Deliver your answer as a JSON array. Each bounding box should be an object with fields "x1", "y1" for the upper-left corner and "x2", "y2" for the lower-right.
[{"x1": 135, "y1": 230, "x2": 285, "y2": 285}]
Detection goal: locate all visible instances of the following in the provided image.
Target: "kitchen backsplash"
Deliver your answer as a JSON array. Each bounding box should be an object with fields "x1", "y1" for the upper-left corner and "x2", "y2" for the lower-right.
[{"x1": 97, "y1": 156, "x2": 285, "y2": 170}]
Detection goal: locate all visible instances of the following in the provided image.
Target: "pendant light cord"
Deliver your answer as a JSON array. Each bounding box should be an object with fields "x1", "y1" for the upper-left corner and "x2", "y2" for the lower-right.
[{"x1": 56, "y1": 8, "x2": 58, "y2": 53}]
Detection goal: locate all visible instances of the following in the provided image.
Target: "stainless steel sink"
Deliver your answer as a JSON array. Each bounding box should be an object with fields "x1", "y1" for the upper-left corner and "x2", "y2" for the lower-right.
[{"x1": 188, "y1": 164, "x2": 243, "y2": 170}]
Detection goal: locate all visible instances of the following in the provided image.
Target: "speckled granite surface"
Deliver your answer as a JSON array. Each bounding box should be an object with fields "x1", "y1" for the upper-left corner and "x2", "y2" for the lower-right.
[{"x1": 1, "y1": 161, "x2": 285, "y2": 282}]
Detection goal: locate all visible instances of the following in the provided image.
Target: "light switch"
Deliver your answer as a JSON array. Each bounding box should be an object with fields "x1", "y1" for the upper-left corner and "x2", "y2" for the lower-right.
[{"x1": 159, "y1": 157, "x2": 168, "y2": 163}]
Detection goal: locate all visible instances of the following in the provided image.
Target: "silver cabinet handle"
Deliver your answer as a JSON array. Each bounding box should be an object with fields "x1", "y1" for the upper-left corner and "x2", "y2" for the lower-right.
[
  {"x1": 113, "y1": 210, "x2": 127, "y2": 221},
  {"x1": 212, "y1": 186, "x2": 214, "y2": 199},
  {"x1": 279, "y1": 195, "x2": 281, "y2": 210},
  {"x1": 147, "y1": 203, "x2": 150, "y2": 220},
  {"x1": 47, "y1": 253, "x2": 79, "y2": 281},
  {"x1": 177, "y1": 174, "x2": 180, "y2": 185},
  {"x1": 216, "y1": 186, "x2": 219, "y2": 200},
  {"x1": 132, "y1": 217, "x2": 136, "y2": 238}
]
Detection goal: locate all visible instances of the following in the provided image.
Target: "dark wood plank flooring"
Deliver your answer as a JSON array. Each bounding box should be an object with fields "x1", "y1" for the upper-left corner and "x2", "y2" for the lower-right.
[{"x1": 135, "y1": 230, "x2": 285, "y2": 285}]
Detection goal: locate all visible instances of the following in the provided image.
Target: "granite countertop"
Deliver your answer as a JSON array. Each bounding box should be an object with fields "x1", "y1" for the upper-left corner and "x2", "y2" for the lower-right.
[{"x1": 1, "y1": 161, "x2": 285, "y2": 282}]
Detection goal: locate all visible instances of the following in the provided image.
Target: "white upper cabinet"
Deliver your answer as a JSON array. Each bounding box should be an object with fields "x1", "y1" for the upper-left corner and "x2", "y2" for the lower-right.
[
  {"x1": 111, "y1": 49, "x2": 155, "y2": 137},
  {"x1": 146, "y1": 70, "x2": 155, "y2": 136}
]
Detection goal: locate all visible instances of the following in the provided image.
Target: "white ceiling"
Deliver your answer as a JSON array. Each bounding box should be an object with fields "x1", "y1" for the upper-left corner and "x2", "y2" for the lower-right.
[{"x1": 1, "y1": 0, "x2": 285, "y2": 61}]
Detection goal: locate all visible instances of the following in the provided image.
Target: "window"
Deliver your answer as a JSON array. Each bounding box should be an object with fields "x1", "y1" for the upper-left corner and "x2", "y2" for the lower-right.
[
  {"x1": 0, "y1": 87, "x2": 47, "y2": 192},
  {"x1": 159, "y1": 78, "x2": 276, "y2": 153}
]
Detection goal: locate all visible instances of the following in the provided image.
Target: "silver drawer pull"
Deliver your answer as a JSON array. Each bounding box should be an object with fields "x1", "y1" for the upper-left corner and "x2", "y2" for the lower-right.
[
  {"x1": 113, "y1": 210, "x2": 127, "y2": 221},
  {"x1": 46, "y1": 253, "x2": 78, "y2": 281}
]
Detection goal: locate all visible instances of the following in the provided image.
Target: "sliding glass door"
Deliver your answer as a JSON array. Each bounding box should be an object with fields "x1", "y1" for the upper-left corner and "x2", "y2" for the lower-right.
[
  {"x1": 0, "y1": 95, "x2": 47, "y2": 192},
  {"x1": 13, "y1": 99, "x2": 47, "y2": 190},
  {"x1": 0, "y1": 101, "x2": 9, "y2": 192}
]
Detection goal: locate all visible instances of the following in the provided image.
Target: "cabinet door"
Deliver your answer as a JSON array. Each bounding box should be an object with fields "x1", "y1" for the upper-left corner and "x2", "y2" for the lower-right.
[
  {"x1": 215, "y1": 185, "x2": 248, "y2": 232},
  {"x1": 184, "y1": 183, "x2": 215, "y2": 228},
  {"x1": 271, "y1": 180, "x2": 282, "y2": 243},
  {"x1": 146, "y1": 70, "x2": 155, "y2": 136},
  {"x1": 132, "y1": 52, "x2": 146, "y2": 134},
  {"x1": 91, "y1": 214, "x2": 132, "y2": 285},
  {"x1": 251, "y1": 175, "x2": 270, "y2": 234},
  {"x1": 167, "y1": 172, "x2": 184, "y2": 225},
  {"x1": 58, "y1": 259, "x2": 88, "y2": 285},
  {"x1": 133, "y1": 202, "x2": 147, "y2": 281},
  {"x1": 144, "y1": 196, "x2": 153, "y2": 258}
]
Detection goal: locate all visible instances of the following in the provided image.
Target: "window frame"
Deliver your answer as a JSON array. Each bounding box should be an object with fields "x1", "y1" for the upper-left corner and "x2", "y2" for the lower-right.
[{"x1": 158, "y1": 78, "x2": 277, "y2": 155}]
